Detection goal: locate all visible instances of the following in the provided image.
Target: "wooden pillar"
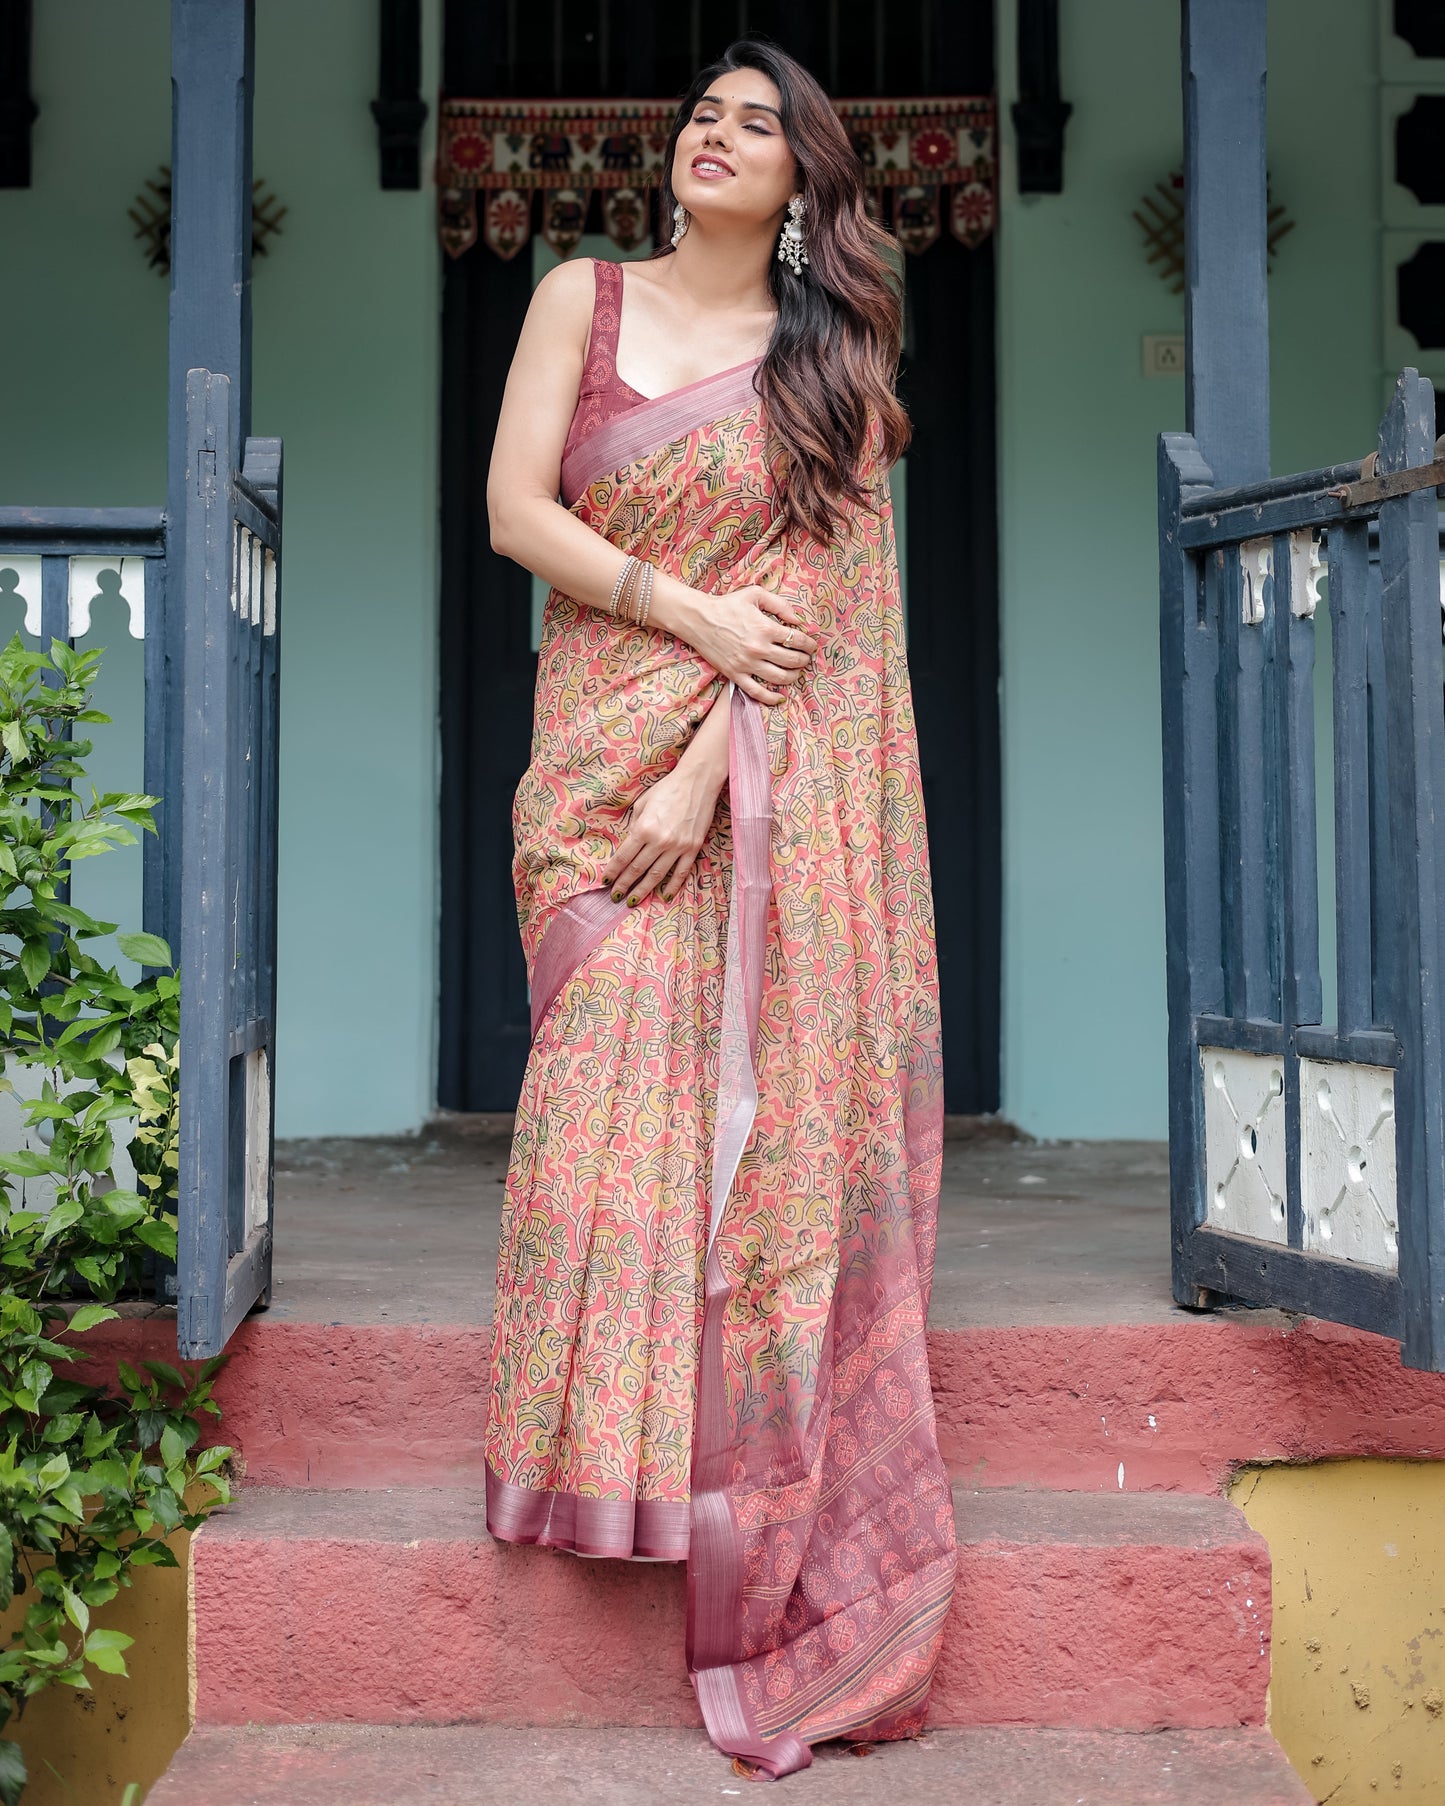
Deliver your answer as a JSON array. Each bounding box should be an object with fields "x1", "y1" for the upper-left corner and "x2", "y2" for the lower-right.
[
  {"x1": 167, "y1": 0, "x2": 254, "y2": 489},
  {"x1": 155, "y1": 0, "x2": 255, "y2": 952},
  {"x1": 1182, "y1": 0, "x2": 1270, "y2": 488}
]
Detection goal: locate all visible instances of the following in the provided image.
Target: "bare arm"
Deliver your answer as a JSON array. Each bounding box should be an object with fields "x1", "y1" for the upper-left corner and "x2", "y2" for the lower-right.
[{"x1": 486, "y1": 260, "x2": 817, "y2": 707}]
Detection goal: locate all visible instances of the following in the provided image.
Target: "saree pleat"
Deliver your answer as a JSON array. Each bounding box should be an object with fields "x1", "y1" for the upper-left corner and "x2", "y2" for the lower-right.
[{"x1": 486, "y1": 363, "x2": 954, "y2": 1773}]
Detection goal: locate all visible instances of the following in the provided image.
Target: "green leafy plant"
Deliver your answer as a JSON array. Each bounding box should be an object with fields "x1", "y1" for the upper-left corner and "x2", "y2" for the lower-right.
[{"x1": 0, "y1": 637, "x2": 231, "y2": 1801}]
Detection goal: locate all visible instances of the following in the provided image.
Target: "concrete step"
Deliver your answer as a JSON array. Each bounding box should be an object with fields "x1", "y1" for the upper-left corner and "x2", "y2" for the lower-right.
[
  {"x1": 146, "y1": 1723, "x2": 1315, "y2": 1806},
  {"x1": 78, "y1": 1307, "x2": 1445, "y2": 1492},
  {"x1": 190, "y1": 1485, "x2": 1270, "y2": 1732}
]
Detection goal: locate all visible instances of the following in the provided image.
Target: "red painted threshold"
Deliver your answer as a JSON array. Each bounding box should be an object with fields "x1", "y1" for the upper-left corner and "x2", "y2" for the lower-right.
[
  {"x1": 189, "y1": 1485, "x2": 1269, "y2": 1733},
  {"x1": 71, "y1": 1309, "x2": 1445, "y2": 1491}
]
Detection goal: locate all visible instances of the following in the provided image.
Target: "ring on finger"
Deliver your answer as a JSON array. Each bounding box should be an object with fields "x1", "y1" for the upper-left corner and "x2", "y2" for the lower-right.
[{"x1": 782, "y1": 626, "x2": 797, "y2": 649}]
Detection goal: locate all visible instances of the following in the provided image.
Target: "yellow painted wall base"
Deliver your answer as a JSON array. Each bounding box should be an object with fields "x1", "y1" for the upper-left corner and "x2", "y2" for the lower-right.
[
  {"x1": 0, "y1": 1526, "x2": 190, "y2": 1806},
  {"x1": 1231, "y1": 1461, "x2": 1445, "y2": 1805}
]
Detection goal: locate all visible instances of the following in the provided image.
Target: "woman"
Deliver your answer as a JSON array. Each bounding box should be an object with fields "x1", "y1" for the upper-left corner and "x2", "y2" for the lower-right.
[{"x1": 485, "y1": 38, "x2": 955, "y2": 1780}]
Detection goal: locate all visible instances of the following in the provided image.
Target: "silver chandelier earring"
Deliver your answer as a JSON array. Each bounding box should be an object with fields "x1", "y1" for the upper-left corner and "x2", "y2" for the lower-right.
[
  {"x1": 671, "y1": 202, "x2": 689, "y2": 247},
  {"x1": 777, "y1": 194, "x2": 808, "y2": 274}
]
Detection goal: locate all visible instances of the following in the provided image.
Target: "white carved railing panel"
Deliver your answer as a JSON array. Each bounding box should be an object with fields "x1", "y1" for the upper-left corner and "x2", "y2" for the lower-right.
[
  {"x1": 68, "y1": 555, "x2": 146, "y2": 639},
  {"x1": 1239, "y1": 537, "x2": 1271, "y2": 625},
  {"x1": 1288, "y1": 526, "x2": 1323, "y2": 619},
  {"x1": 1201, "y1": 1046, "x2": 1288, "y2": 1244},
  {"x1": 1299, "y1": 1057, "x2": 1399, "y2": 1270},
  {"x1": 0, "y1": 555, "x2": 43, "y2": 634}
]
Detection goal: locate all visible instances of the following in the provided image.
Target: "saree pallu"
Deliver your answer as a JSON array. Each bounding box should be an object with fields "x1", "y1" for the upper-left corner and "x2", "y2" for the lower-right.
[{"x1": 486, "y1": 362, "x2": 956, "y2": 1778}]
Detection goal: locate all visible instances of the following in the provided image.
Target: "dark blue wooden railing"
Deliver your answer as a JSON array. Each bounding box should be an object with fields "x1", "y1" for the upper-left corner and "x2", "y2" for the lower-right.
[
  {"x1": 0, "y1": 508, "x2": 169, "y2": 927},
  {"x1": 1161, "y1": 367, "x2": 1445, "y2": 1369},
  {"x1": 0, "y1": 371, "x2": 283, "y2": 1358}
]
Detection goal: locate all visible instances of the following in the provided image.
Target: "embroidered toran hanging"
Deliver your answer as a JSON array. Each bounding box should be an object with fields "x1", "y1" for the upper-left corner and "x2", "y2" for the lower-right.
[{"x1": 436, "y1": 97, "x2": 995, "y2": 261}]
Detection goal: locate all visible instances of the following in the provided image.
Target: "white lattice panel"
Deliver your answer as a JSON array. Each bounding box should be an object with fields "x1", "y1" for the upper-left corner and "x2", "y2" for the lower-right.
[
  {"x1": 244, "y1": 1048, "x2": 271, "y2": 1236},
  {"x1": 1300, "y1": 1058, "x2": 1398, "y2": 1270},
  {"x1": 1200, "y1": 1047, "x2": 1288, "y2": 1244}
]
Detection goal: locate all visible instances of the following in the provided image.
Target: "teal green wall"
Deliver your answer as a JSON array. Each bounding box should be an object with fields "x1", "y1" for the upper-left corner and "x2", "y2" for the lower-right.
[
  {"x1": 0, "y1": 3, "x2": 1390, "y2": 1142},
  {"x1": 0, "y1": 1, "x2": 442, "y2": 1137},
  {"x1": 994, "y1": 0, "x2": 1381, "y2": 1139}
]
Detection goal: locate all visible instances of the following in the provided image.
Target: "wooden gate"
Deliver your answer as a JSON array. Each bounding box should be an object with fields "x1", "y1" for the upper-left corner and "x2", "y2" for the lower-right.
[
  {"x1": 175, "y1": 371, "x2": 283, "y2": 1357},
  {"x1": 1161, "y1": 371, "x2": 1445, "y2": 1370}
]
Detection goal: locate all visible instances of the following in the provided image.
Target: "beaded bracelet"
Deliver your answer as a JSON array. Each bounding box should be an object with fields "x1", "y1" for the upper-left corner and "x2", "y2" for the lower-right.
[
  {"x1": 618, "y1": 558, "x2": 643, "y2": 623},
  {"x1": 607, "y1": 554, "x2": 638, "y2": 618}
]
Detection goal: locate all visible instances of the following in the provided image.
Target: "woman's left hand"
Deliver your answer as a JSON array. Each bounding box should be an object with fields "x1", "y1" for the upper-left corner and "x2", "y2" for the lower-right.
[{"x1": 602, "y1": 760, "x2": 725, "y2": 907}]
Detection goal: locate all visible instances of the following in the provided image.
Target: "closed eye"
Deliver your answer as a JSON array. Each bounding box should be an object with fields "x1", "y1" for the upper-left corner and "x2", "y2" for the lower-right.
[{"x1": 693, "y1": 110, "x2": 773, "y2": 134}]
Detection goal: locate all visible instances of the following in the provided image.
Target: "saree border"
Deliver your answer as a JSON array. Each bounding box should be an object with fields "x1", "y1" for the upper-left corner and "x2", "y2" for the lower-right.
[
  {"x1": 560, "y1": 360, "x2": 762, "y2": 506},
  {"x1": 485, "y1": 1462, "x2": 690, "y2": 1561},
  {"x1": 685, "y1": 686, "x2": 817, "y2": 1778},
  {"x1": 528, "y1": 887, "x2": 628, "y2": 1039}
]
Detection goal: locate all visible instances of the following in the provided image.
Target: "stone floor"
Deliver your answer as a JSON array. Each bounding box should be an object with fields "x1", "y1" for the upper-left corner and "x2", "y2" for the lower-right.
[
  {"x1": 148, "y1": 1724, "x2": 1314, "y2": 1806},
  {"x1": 267, "y1": 1118, "x2": 1237, "y2": 1331}
]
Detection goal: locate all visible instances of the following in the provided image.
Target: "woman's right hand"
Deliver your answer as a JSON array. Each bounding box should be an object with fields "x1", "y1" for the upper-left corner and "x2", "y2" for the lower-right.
[{"x1": 681, "y1": 584, "x2": 819, "y2": 707}]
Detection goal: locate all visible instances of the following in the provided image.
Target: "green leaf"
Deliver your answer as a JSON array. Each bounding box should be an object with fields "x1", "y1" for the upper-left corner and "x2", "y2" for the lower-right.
[
  {"x1": 0, "y1": 1737, "x2": 25, "y2": 1806},
  {"x1": 85, "y1": 1022, "x2": 123, "y2": 1061},
  {"x1": 1, "y1": 718, "x2": 28, "y2": 766},
  {"x1": 147, "y1": 1487, "x2": 182, "y2": 1531},
  {"x1": 37, "y1": 1196, "x2": 84, "y2": 1247},
  {"x1": 47, "y1": 900, "x2": 118, "y2": 937},
  {"x1": 115, "y1": 932, "x2": 172, "y2": 968},
  {"x1": 83, "y1": 1627, "x2": 133, "y2": 1655},
  {"x1": 158, "y1": 1424, "x2": 188, "y2": 1470},
  {"x1": 67, "y1": 1302, "x2": 120, "y2": 1335},
  {"x1": 18, "y1": 936, "x2": 49, "y2": 987},
  {"x1": 141, "y1": 1360, "x2": 188, "y2": 1392},
  {"x1": 82, "y1": 1456, "x2": 129, "y2": 1492},
  {"x1": 133, "y1": 1217, "x2": 177, "y2": 1261},
  {"x1": 0, "y1": 1149, "x2": 63, "y2": 1178}
]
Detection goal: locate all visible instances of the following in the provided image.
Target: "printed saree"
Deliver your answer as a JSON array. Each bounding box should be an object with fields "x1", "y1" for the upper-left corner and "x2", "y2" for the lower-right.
[{"x1": 485, "y1": 356, "x2": 956, "y2": 1777}]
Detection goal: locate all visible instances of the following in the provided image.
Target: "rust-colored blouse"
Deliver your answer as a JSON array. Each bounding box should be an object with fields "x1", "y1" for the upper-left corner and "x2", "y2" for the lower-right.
[{"x1": 560, "y1": 259, "x2": 651, "y2": 471}]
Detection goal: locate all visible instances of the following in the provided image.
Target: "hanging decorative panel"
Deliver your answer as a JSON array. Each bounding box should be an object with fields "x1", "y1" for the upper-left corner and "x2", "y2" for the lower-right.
[{"x1": 436, "y1": 96, "x2": 995, "y2": 260}]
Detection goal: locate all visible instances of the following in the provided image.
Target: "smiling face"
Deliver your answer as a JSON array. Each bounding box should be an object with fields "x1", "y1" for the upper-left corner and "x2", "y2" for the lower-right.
[{"x1": 671, "y1": 71, "x2": 798, "y2": 229}]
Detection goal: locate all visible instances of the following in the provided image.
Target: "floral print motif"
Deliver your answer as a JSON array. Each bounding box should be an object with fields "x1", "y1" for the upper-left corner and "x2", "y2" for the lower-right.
[{"x1": 486, "y1": 346, "x2": 954, "y2": 1770}]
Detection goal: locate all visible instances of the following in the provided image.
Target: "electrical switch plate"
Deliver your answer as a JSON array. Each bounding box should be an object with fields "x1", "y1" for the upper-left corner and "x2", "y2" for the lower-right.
[{"x1": 1143, "y1": 333, "x2": 1186, "y2": 377}]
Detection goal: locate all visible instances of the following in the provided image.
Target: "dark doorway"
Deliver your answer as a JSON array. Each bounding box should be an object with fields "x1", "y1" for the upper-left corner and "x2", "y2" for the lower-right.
[{"x1": 438, "y1": 1, "x2": 1000, "y2": 1114}]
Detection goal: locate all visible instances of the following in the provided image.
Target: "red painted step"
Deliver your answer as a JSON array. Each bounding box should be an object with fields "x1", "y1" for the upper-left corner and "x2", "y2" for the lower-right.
[
  {"x1": 147, "y1": 1723, "x2": 1315, "y2": 1805},
  {"x1": 190, "y1": 1485, "x2": 1269, "y2": 1733},
  {"x1": 78, "y1": 1308, "x2": 1445, "y2": 1492}
]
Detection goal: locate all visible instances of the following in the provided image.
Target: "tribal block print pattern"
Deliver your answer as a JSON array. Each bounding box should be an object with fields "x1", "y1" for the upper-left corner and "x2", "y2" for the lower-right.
[{"x1": 486, "y1": 263, "x2": 954, "y2": 1777}]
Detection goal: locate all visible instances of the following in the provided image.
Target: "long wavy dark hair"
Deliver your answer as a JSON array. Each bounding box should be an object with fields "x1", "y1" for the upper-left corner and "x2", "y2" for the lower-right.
[{"x1": 655, "y1": 39, "x2": 910, "y2": 542}]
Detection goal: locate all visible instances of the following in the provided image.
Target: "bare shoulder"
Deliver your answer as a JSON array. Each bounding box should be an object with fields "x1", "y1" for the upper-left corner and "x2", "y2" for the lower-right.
[{"x1": 526, "y1": 256, "x2": 597, "y2": 342}]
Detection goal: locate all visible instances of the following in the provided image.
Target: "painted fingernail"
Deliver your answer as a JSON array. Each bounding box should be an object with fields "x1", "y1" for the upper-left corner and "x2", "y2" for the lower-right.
[
  {"x1": 627, "y1": 896, "x2": 638, "y2": 908},
  {"x1": 611, "y1": 891, "x2": 622, "y2": 902}
]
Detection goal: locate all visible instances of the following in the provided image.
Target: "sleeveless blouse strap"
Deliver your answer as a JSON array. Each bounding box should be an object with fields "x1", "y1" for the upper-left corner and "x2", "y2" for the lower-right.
[{"x1": 580, "y1": 258, "x2": 624, "y2": 396}]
